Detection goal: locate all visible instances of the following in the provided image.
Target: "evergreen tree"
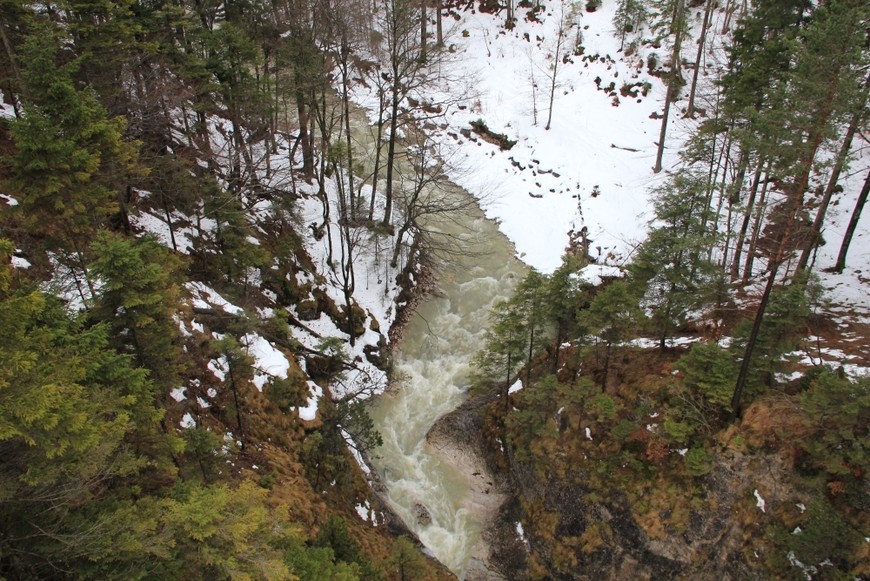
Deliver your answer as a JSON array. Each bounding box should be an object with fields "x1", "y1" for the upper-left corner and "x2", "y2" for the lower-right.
[
  {"x1": 542, "y1": 254, "x2": 591, "y2": 373},
  {"x1": 90, "y1": 231, "x2": 185, "y2": 389},
  {"x1": 474, "y1": 295, "x2": 529, "y2": 412},
  {"x1": 631, "y1": 170, "x2": 718, "y2": 349},
  {"x1": 613, "y1": 0, "x2": 646, "y2": 51},
  {"x1": 587, "y1": 280, "x2": 643, "y2": 389},
  {"x1": 6, "y1": 28, "x2": 138, "y2": 251},
  {"x1": 0, "y1": 240, "x2": 169, "y2": 576},
  {"x1": 729, "y1": 0, "x2": 869, "y2": 416}
]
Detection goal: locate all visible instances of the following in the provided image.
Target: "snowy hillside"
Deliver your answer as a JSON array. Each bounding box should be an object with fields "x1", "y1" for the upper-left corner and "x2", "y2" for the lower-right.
[{"x1": 354, "y1": 0, "x2": 870, "y2": 314}]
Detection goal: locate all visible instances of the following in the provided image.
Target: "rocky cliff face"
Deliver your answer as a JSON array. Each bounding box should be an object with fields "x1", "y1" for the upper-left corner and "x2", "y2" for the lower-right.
[{"x1": 434, "y1": 394, "x2": 825, "y2": 580}]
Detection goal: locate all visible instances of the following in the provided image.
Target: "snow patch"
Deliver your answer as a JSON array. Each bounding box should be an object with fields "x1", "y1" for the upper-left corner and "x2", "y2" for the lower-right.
[
  {"x1": 297, "y1": 381, "x2": 323, "y2": 421},
  {"x1": 754, "y1": 489, "x2": 766, "y2": 513}
]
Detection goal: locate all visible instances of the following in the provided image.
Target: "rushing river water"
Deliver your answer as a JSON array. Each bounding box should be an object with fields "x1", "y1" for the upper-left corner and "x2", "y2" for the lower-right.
[{"x1": 367, "y1": 190, "x2": 526, "y2": 577}]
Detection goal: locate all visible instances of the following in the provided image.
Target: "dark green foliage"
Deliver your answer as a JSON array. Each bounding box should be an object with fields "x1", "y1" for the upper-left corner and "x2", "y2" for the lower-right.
[
  {"x1": 721, "y1": 0, "x2": 811, "y2": 117},
  {"x1": 91, "y1": 231, "x2": 185, "y2": 387},
  {"x1": 212, "y1": 335, "x2": 255, "y2": 444},
  {"x1": 676, "y1": 342, "x2": 738, "y2": 410},
  {"x1": 592, "y1": 394, "x2": 618, "y2": 419},
  {"x1": 731, "y1": 277, "x2": 815, "y2": 391},
  {"x1": 183, "y1": 427, "x2": 224, "y2": 483},
  {"x1": 506, "y1": 375, "x2": 561, "y2": 462},
  {"x1": 303, "y1": 399, "x2": 381, "y2": 491},
  {"x1": 630, "y1": 170, "x2": 718, "y2": 349},
  {"x1": 543, "y1": 255, "x2": 593, "y2": 371},
  {"x1": 267, "y1": 373, "x2": 310, "y2": 410},
  {"x1": 338, "y1": 400, "x2": 384, "y2": 453},
  {"x1": 475, "y1": 268, "x2": 568, "y2": 391},
  {"x1": 663, "y1": 418, "x2": 694, "y2": 445},
  {"x1": 783, "y1": 499, "x2": 862, "y2": 573},
  {"x1": 474, "y1": 294, "x2": 530, "y2": 389},
  {"x1": 588, "y1": 279, "x2": 644, "y2": 387},
  {"x1": 199, "y1": 187, "x2": 271, "y2": 291},
  {"x1": 684, "y1": 447, "x2": 712, "y2": 477},
  {"x1": 315, "y1": 515, "x2": 362, "y2": 565},
  {"x1": 0, "y1": 241, "x2": 167, "y2": 576},
  {"x1": 6, "y1": 28, "x2": 138, "y2": 248},
  {"x1": 388, "y1": 536, "x2": 428, "y2": 581},
  {"x1": 285, "y1": 542, "x2": 362, "y2": 581},
  {"x1": 588, "y1": 280, "x2": 643, "y2": 348},
  {"x1": 799, "y1": 371, "x2": 870, "y2": 511},
  {"x1": 313, "y1": 516, "x2": 381, "y2": 579}
]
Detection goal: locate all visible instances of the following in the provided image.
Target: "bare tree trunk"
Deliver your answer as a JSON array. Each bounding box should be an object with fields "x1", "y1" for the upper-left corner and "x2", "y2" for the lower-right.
[
  {"x1": 685, "y1": 0, "x2": 713, "y2": 118},
  {"x1": 420, "y1": 0, "x2": 428, "y2": 62},
  {"x1": 544, "y1": 17, "x2": 566, "y2": 131},
  {"x1": 0, "y1": 24, "x2": 21, "y2": 115},
  {"x1": 435, "y1": 0, "x2": 443, "y2": 46},
  {"x1": 721, "y1": 0, "x2": 737, "y2": 33},
  {"x1": 706, "y1": 131, "x2": 734, "y2": 260},
  {"x1": 297, "y1": 95, "x2": 315, "y2": 179},
  {"x1": 228, "y1": 365, "x2": 245, "y2": 450},
  {"x1": 833, "y1": 169, "x2": 870, "y2": 273},
  {"x1": 742, "y1": 162, "x2": 772, "y2": 284},
  {"x1": 720, "y1": 149, "x2": 748, "y2": 271},
  {"x1": 731, "y1": 252, "x2": 779, "y2": 418},
  {"x1": 368, "y1": 89, "x2": 386, "y2": 221},
  {"x1": 730, "y1": 158, "x2": 764, "y2": 280},
  {"x1": 383, "y1": 84, "x2": 400, "y2": 228},
  {"x1": 159, "y1": 190, "x2": 179, "y2": 252},
  {"x1": 798, "y1": 71, "x2": 870, "y2": 271},
  {"x1": 653, "y1": 0, "x2": 684, "y2": 173},
  {"x1": 340, "y1": 39, "x2": 357, "y2": 219}
]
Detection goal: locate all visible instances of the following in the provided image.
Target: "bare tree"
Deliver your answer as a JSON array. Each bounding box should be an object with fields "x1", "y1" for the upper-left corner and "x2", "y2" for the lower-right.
[
  {"x1": 389, "y1": 131, "x2": 483, "y2": 269},
  {"x1": 684, "y1": 0, "x2": 714, "y2": 118},
  {"x1": 544, "y1": 0, "x2": 577, "y2": 131},
  {"x1": 833, "y1": 168, "x2": 870, "y2": 273},
  {"x1": 653, "y1": 0, "x2": 686, "y2": 173}
]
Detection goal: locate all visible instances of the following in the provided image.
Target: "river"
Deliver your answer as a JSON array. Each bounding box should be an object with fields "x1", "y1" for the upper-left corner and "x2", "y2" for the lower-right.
[{"x1": 367, "y1": 185, "x2": 526, "y2": 577}]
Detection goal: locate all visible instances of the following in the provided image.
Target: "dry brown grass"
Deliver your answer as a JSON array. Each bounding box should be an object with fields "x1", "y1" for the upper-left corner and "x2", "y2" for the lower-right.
[{"x1": 740, "y1": 395, "x2": 814, "y2": 449}]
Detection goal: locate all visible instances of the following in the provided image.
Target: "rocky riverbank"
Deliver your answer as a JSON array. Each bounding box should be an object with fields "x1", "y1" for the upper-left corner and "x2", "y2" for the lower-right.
[{"x1": 425, "y1": 393, "x2": 526, "y2": 580}]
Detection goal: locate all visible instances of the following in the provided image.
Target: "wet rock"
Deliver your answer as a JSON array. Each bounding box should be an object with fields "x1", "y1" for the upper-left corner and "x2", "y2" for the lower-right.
[
  {"x1": 364, "y1": 335, "x2": 390, "y2": 370},
  {"x1": 414, "y1": 502, "x2": 432, "y2": 526},
  {"x1": 296, "y1": 299, "x2": 319, "y2": 321}
]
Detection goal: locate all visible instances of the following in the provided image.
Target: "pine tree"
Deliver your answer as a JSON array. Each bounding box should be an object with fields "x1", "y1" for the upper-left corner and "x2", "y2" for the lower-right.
[
  {"x1": 587, "y1": 280, "x2": 643, "y2": 389},
  {"x1": 475, "y1": 297, "x2": 527, "y2": 406},
  {"x1": 90, "y1": 231, "x2": 185, "y2": 389},
  {"x1": 613, "y1": 0, "x2": 646, "y2": 51},
  {"x1": 6, "y1": 28, "x2": 138, "y2": 251},
  {"x1": 0, "y1": 240, "x2": 170, "y2": 576},
  {"x1": 631, "y1": 169, "x2": 718, "y2": 349},
  {"x1": 729, "y1": 0, "x2": 869, "y2": 417}
]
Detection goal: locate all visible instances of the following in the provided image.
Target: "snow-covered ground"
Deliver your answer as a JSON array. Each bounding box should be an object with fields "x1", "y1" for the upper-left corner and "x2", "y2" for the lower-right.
[{"x1": 353, "y1": 0, "x2": 870, "y2": 316}]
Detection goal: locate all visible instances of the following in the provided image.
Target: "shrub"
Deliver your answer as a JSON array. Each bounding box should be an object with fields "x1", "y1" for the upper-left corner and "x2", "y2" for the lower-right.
[
  {"x1": 663, "y1": 419, "x2": 694, "y2": 445},
  {"x1": 675, "y1": 342, "x2": 737, "y2": 410},
  {"x1": 612, "y1": 420, "x2": 639, "y2": 441},
  {"x1": 786, "y1": 499, "x2": 862, "y2": 571},
  {"x1": 592, "y1": 394, "x2": 618, "y2": 420},
  {"x1": 684, "y1": 448, "x2": 712, "y2": 477}
]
